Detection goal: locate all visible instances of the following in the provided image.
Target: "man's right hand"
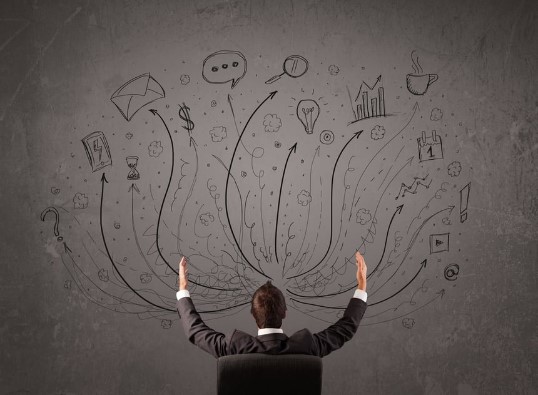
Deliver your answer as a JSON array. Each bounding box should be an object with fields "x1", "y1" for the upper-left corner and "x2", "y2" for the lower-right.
[
  {"x1": 179, "y1": 256, "x2": 188, "y2": 291},
  {"x1": 355, "y1": 251, "x2": 367, "y2": 291}
]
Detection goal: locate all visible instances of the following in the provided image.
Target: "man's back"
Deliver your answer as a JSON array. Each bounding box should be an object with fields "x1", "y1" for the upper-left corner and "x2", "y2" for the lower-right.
[{"x1": 177, "y1": 296, "x2": 367, "y2": 358}]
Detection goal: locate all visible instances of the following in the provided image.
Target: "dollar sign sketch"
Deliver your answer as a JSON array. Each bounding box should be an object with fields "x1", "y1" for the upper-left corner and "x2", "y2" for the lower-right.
[{"x1": 178, "y1": 103, "x2": 195, "y2": 135}]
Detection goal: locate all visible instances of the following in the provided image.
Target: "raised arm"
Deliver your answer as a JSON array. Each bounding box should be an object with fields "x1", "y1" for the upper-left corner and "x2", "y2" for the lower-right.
[
  {"x1": 312, "y1": 251, "x2": 368, "y2": 357},
  {"x1": 176, "y1": 257, "x2": 229, "y2": 358}
]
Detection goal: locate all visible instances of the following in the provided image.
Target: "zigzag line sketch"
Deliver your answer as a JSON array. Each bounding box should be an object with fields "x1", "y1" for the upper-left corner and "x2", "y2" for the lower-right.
[{"x1": 396, "y1": 175, "x2": 431, "y2": 200}]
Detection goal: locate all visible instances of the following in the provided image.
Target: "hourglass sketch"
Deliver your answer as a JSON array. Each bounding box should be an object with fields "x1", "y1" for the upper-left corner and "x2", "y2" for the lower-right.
[{"x1": 126, "y1": 156, "x2": 140, "y2": 180}]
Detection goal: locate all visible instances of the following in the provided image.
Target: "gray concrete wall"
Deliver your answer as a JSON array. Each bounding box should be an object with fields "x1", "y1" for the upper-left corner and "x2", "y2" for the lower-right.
[{"x1": 1, "y1": 0, "x2": 536, "y2": 394}]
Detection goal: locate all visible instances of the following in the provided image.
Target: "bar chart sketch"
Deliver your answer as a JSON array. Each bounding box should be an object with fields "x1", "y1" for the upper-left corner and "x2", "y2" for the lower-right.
[{"x1": 348, "y1": 75, "x2": 386, "y2": 123}]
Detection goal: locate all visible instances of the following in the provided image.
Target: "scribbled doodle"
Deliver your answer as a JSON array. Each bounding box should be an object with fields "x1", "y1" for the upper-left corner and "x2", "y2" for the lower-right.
[
  {"x1": 140, "y1": 273, "x2": 152, "y2": 284},
  {"x1": 40, "y1": 207, "x2": 63, "y2": 241},
  {"x1": 125, "y1": 132, "x2": 133, "y2": 140},
  {"x1": 442, "y1": 217, "x2": 451, "y2": 225},
  {"x1": 161, "y1": 319, "x2": 172, "y2": 329},
  {"x1": 402, "y1": 317, "x2": 415, "y2": 329},
  {"x1": 406, "y1": 51, "x2": 438, "y2": 95},
  {"x1": 297, "y1": 190, "x2": 312, "y2": 206},
  {"x1": 98, "y1": 268, "x2": 109, "y2": 282},
  {"x1": 396, "y1": 175, "x2": 432, "y2": 200},
  {"x1": 274, "y1": 141, "x2": 282, "y2": 148},
  {"x1": 178, "y1": 103, "x2": 195, "y2": 135},
  {"x1": 265, "y1": 55, "x2": 308, "y2": 84},
  {"x1": 202, "y1": 50, "x2": 247, "y2": 89},
  {"x1": 430, "y1": 108, "x2": 443, "y2": 121},
  {"x1": 211, "y1": 100, "x2": 217, "y2": 107},
  {"x1": 263, "y1": 114, "x2": 282, "y2": 133},
  {"x1": 370, "y1": 125, "x2": 385, "y2": 140},
  {"x1": 444, "y1": 264, "x2": 460, "y2": 281},
  {"x1": 179, "y1": 74, "x2": 190, "y2": 85},
  {"x1": 110, "y1": 73, "x2": 165, "y2": 121},
  {"x1": 200, "y1": 212, "x2": 215, "y2": 226},
  {"x1": 430, "y1": 233, "x2": 450, "y2": 254},
  {"x1": 148, "y1": 141, "x2": 163, "y2": 157},
  {"x1": 241, "y1": 171, "x2": 247, "y2": 177},
  {"x1": 448, "y1": 161, "x2": 462, "y2": 177},
  {"x1": 418, "y1": 131, "x2": 443, "y2": 161},
  {"x1": 64, "y1": 280, "x2": 71, "y2": 290},
  {"x1": 81, "y1": 131, "x2": 112, "y2": 172},
  {"x1": 356, "y1": 208, "x2": 372, "y2": 225},
  {"x1": 114, "y1": 222, "x2": 121, "y2": 229},
  {"x1": 73, "y1": 193, "x2": 88, "y2": 209},
  {"x1": 459, "y1": 183, "x2": 471, "y2": 223},
  {"x1": 126, "y1": 156, "x2": 140, "y2": 180},
  {"x1": 350, "y1": 75, "x2": 386, "y2": 122},
  {"x1": 209, "y1": 126, "x2": 227, "y2": 142},
  {"x1": 297, "y1": 100, "x2": 320, "y2": 134},
  {"x1": 50, "y1": 187, "x2": 60, "y2": 195},
  {"x1": 328, "y1": 64, "x2": 340, "y2": 75}
]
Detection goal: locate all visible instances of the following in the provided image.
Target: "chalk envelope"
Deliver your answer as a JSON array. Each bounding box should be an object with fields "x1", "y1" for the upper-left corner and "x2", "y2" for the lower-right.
[{"x1": 111, "y1": 73, "x2": 165, "y2": 121}]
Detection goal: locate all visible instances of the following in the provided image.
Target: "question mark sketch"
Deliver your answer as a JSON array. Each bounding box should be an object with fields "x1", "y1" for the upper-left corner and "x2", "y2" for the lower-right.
[{"x1": 40, "y1": 207, "x2": 63, "y2": 241}]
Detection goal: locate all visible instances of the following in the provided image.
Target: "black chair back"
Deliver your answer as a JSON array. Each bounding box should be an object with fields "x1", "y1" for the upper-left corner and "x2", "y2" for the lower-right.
[{"x1": 217, "y1": 353, "x2": 322, "y2": 395}]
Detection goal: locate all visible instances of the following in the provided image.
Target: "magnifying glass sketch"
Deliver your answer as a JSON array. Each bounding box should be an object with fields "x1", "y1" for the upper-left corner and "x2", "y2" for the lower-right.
[{"x1": 265, "y1": 55, "x2": 309, "y2": 84}]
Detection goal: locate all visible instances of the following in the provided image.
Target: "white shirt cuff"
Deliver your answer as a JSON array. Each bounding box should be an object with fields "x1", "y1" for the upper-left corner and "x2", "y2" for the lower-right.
[
  {"x1": 353, "y1": 289, "x2": 367, "y2": 302},
  {"x1": 176, "y1": 290, "x2": 191, "y2": 300}
]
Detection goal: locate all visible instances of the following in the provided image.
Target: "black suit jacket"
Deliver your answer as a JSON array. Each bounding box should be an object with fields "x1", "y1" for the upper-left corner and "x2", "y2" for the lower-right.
[{"x1": 177, "y1": 297, "x2": 367, "y2": 358}]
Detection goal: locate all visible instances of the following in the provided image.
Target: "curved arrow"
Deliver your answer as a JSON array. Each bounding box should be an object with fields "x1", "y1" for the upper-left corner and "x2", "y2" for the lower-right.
[
  {"x1": 368, "y1": 259, "x2": 427, "y2": 306},
  {"x1": 287, "y1": 130, "x2": 363, "y2": 279},
  {"x1": 367, "y1": 204, "x2": 403, "y2": 279},
  {"x1": 286, "y1": 204, "x2": 404, "y2": 299},
  {"x1": 275, "y1": 142, "x2": 297, "y2": 265},
  {"x1": 361, "y1": 289, "x2": 445, "y2": 326},
  {"x1": 370, "y1": 205, "x2": 455, "y2": 297},
  {"x1": 349, "y1": 101, "x2": 419, "y2": 221},
  {"x1": 176, "y1": 137, "x2": 198, "y2": 255},
  {"x1": 287, "y1": 145, "x2": 320, "y2": 274},
  {"x1": 149, "y1": 109, "x2": 179, "y2": 276},
  {"x1": 100, "y1": 173, "x2": 175, "y2": 312},
  {"x1": 225, "y1": 91, "x2": 277, "y2": 280}
]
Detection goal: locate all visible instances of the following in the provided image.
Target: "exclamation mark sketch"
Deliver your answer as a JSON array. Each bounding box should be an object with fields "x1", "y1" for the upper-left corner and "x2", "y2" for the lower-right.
[{"x1": 459, "y1": 183, "x2": 471, "y2": 222}]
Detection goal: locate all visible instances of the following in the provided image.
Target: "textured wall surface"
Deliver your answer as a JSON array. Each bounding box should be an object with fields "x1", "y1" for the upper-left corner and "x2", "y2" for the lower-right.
[{"x1": 1, "y1": 1, "x2": 537, "y2": 394}]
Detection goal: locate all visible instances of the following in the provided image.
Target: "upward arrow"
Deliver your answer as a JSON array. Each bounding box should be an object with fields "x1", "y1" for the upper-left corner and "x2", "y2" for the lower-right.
[
  {"x1": 275, "y1": 143, "x2": 298, "y2": 265},
  {"x1": 288, "y1": 130, "x2": 363, "y2": 280},
  {"x1": 149, "y1": 109, "x2": 178, "y2": 275},
  {"x1": 224, "y1": 91, "x2": 278, "y2": 280},
  {"x1": 100, "y1": 172, "x2": 174, "y2": 312}
]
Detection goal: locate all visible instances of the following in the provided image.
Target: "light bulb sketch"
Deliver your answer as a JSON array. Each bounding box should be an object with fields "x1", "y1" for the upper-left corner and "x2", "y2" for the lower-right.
[{"x1": 296, "y1": 99, "x2": 320, "y2": 134}]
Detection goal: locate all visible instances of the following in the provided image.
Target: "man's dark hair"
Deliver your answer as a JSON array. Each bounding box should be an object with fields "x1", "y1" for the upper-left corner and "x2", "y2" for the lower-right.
[{"x1": 250, "y1": 281, "x2": 287, "y2": 328}]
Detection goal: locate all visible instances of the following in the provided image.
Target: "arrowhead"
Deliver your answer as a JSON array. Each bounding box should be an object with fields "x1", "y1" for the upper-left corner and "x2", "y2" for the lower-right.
[
  {"x1": 354, "y1": 130, "x2": 364, "y2": 139},
  {"x1": 269, "y1": 91, "x2": 278, "y2": 99},
  {"x1": 315, "y1": 145, "x2": 320, "y2": 156},
  {"x1": 413, "y1": 102, "x2": 420, "y2": 112},
  {"x1": 189, "y1": 137, "x2": 197, "y2": 147},
  {"x1": 289, "y1": 142, "x2": 298, "y2": 153},
  {"x1": 395, "y1": 204, "x2": 404, "y2": 214},
  {"x1": 149, "y1": 109, "x2": 158, "y2": 115},
  {"x1": 101, "y1": 173, "x2": 108, "y2": 183},
  {"x1": 437, "y1": 289, "x2": 446, "y2": 298},
  {"x1": 448, "y1": 205, "x2": 455, "y2": 214},
  {"x1": 129, "y1": 183, "x2": 140, "y2": 194},
  {"x1": 406, "y1": 156, "x2": 414, "y2": 165},
  {"x1": 421, "y1": 259, "x2": 427, "y2": 268},
  {"x1": 376, "y1": 75, "x2": 382, "y2": 82},
  {"x1": 63, "y1": 242, "x2": 72, "y2": 253}
]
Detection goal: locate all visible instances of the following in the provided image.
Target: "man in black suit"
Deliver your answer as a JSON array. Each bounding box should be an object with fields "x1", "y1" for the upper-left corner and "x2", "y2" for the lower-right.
[{"x1": 176, "y1": 252, "x2": 368, "y2": 358}]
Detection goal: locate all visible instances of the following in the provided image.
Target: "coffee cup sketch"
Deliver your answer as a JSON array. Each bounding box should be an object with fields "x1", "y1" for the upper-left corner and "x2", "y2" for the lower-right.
[{"x1": 406, "y1": 73, "x2": 438, "y2": 95}]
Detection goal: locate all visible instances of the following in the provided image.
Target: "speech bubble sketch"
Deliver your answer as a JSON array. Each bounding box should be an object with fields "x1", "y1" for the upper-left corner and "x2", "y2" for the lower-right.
[{"x1": 202, "y1": 50, "x2": 247, "y2": 89}]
